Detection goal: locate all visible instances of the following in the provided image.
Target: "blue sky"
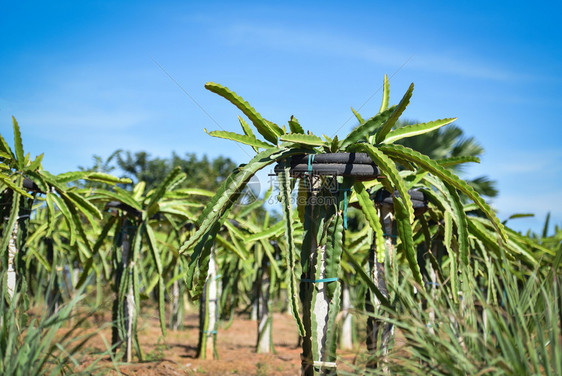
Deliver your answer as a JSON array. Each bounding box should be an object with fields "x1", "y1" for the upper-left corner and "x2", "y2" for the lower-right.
[{"x1": 1, "y1": 1, "x2": 561, "y2": 234}]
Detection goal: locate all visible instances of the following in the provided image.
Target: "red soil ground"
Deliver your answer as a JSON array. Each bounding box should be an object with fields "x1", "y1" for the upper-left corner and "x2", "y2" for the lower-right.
[{"x1": 75, "y1": 310, "x2": 362, "y2": 375}]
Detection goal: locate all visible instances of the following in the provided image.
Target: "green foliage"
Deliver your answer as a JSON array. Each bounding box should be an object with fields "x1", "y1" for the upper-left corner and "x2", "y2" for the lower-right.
[
  {"x1": 288, "y1": 115, "x2": 305, "y2": 134},
  {"x1": 0, "y1": 279, "x2": 114, "y2": 375},
  {"x1": 340, "y1": 106, "x2": 396, "y2": 149},
  {"x1": 353, "y1": 182, "x2": 385, "y2": 263},
  {"x1": 392, "y1": 195, "x2": 424, "y2": 287},
  {"x1": 3, "y1": 74, "x2": 550, "y2": 374},
  {"x1": 380, "y1": 144, "x2": 506, "y2": 240},
  {"x1": 81, "y1": 150, "x2": 238, "y2": 192},
  {"x1": 346, "y1": 247, "x2": 562, "y2": 376},
  {"x1": 379, "y1": 74, "x2": 390, "y2": 113},
  {"x1": 180, "y1": 146, "x2": 307, "y2": 298},
  {"x1": 91, "y1": 170, "x2": 198, "y2": 356},
  {"x1": 191, "y1": 77, "x2": 510, "y2": 375},
  {"x1": 395, "y1": 120, "x2": 497, "y2": 198},
  {"x1": 188, "y1": 78, "x2": 510, "y2": 355},
  {"x1": 206, "y1": 130, "x2": 274, "y2": 149},
  {"x1": 279, "y1": 133, "x2": 325, "y2": 147},
  {"x1": 278, "y1": 160, "x2": 305, "y2": 336},
  {"x1": 383, "y1": 118, "x2": 457, "y2": 145},
  {"x1": 204, "y1": 82, "x2": 282, "y2": 144},
  {"x1": 375, "y1": 83, "x2": 414, "y2": 144}
]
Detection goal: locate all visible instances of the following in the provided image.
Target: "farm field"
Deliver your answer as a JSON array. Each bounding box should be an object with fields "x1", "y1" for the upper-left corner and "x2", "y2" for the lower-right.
[
  {"x1": 76, "y1": 310, "x2": 332, "y2": 375},
  {"x1": 2, "y1": 80, "x2": 561, "y2": 376},
  {"x1": 3, "y1": 2, "x2": 562, "y2": 375}
]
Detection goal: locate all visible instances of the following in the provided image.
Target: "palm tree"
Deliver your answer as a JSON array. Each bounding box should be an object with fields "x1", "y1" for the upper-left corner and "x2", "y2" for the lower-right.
[
  {"x1": 396, "y1": 122, "x2": 498, "y2": 198},
  {"x1": 114, "y1": 151, "x2": 238, "y2": 191}
]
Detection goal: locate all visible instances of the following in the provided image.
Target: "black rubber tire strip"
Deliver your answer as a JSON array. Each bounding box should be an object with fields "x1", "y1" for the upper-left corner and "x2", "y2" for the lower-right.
[
  {"x1": 289, "y1": 152, "x2": 374, "y2": 165},
  {"x1": 374, "y1": 189, "x2": 427, "y2": 209},
  {"x1": 275, "y1": 163, "x2": 379, "y2": 177},
  {"x1": 105, "y1": 201, "x2": 143, "y2": 218},
  {"x1": 23, "y1": 178, "x2": 43, "y2": 193}
]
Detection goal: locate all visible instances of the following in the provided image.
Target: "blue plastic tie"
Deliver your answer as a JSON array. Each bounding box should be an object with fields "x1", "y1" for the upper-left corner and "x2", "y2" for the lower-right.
[
  {"x1": 303, "y1": 154, "x2": 315, "y2": 189},
  {"x1": 383, "y1": 233, "x2": 397, "y2": 238},
  {"x1": 308, "y1": 154, "x2": 315, "y2": 173},
  {"x1": 201, "y1": 330, "x2": 217, "y2": 334},
  {"x1": 301, "y1": 277, "x2": 339, "y2": 283},
  {"x1": 342, "y1": 188, "x2": 352, "y2": 230}
]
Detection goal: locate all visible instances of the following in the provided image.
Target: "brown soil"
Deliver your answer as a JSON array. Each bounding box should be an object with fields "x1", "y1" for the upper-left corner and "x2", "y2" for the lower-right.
[{"x1": 74, "y1": 310, "x2": 362, "y2": 376}]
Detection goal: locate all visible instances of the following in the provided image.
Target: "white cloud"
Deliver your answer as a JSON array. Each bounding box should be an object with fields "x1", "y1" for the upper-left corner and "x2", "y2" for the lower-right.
[
  {"x1": 473, "y1": 149, "x2": 562, "y2": 177},
  {"x1": 493, "y1": 191, "x2": 562, "y2": 216},
  {"x1": 467, "y1": 148, "x2": 562, "y2": 233},
  {"x1": 22, "y1": 109, "x2": 149, "y2": 132},
  {"x1": 492, "y1": 191, "x2": 561, "y2": 234},
  {"x1": 22, "y1": 110, "x2": 149, "y2": 133},
  {"x1": 226, "y1": 24, "x2": 523, "y2": 81}
]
